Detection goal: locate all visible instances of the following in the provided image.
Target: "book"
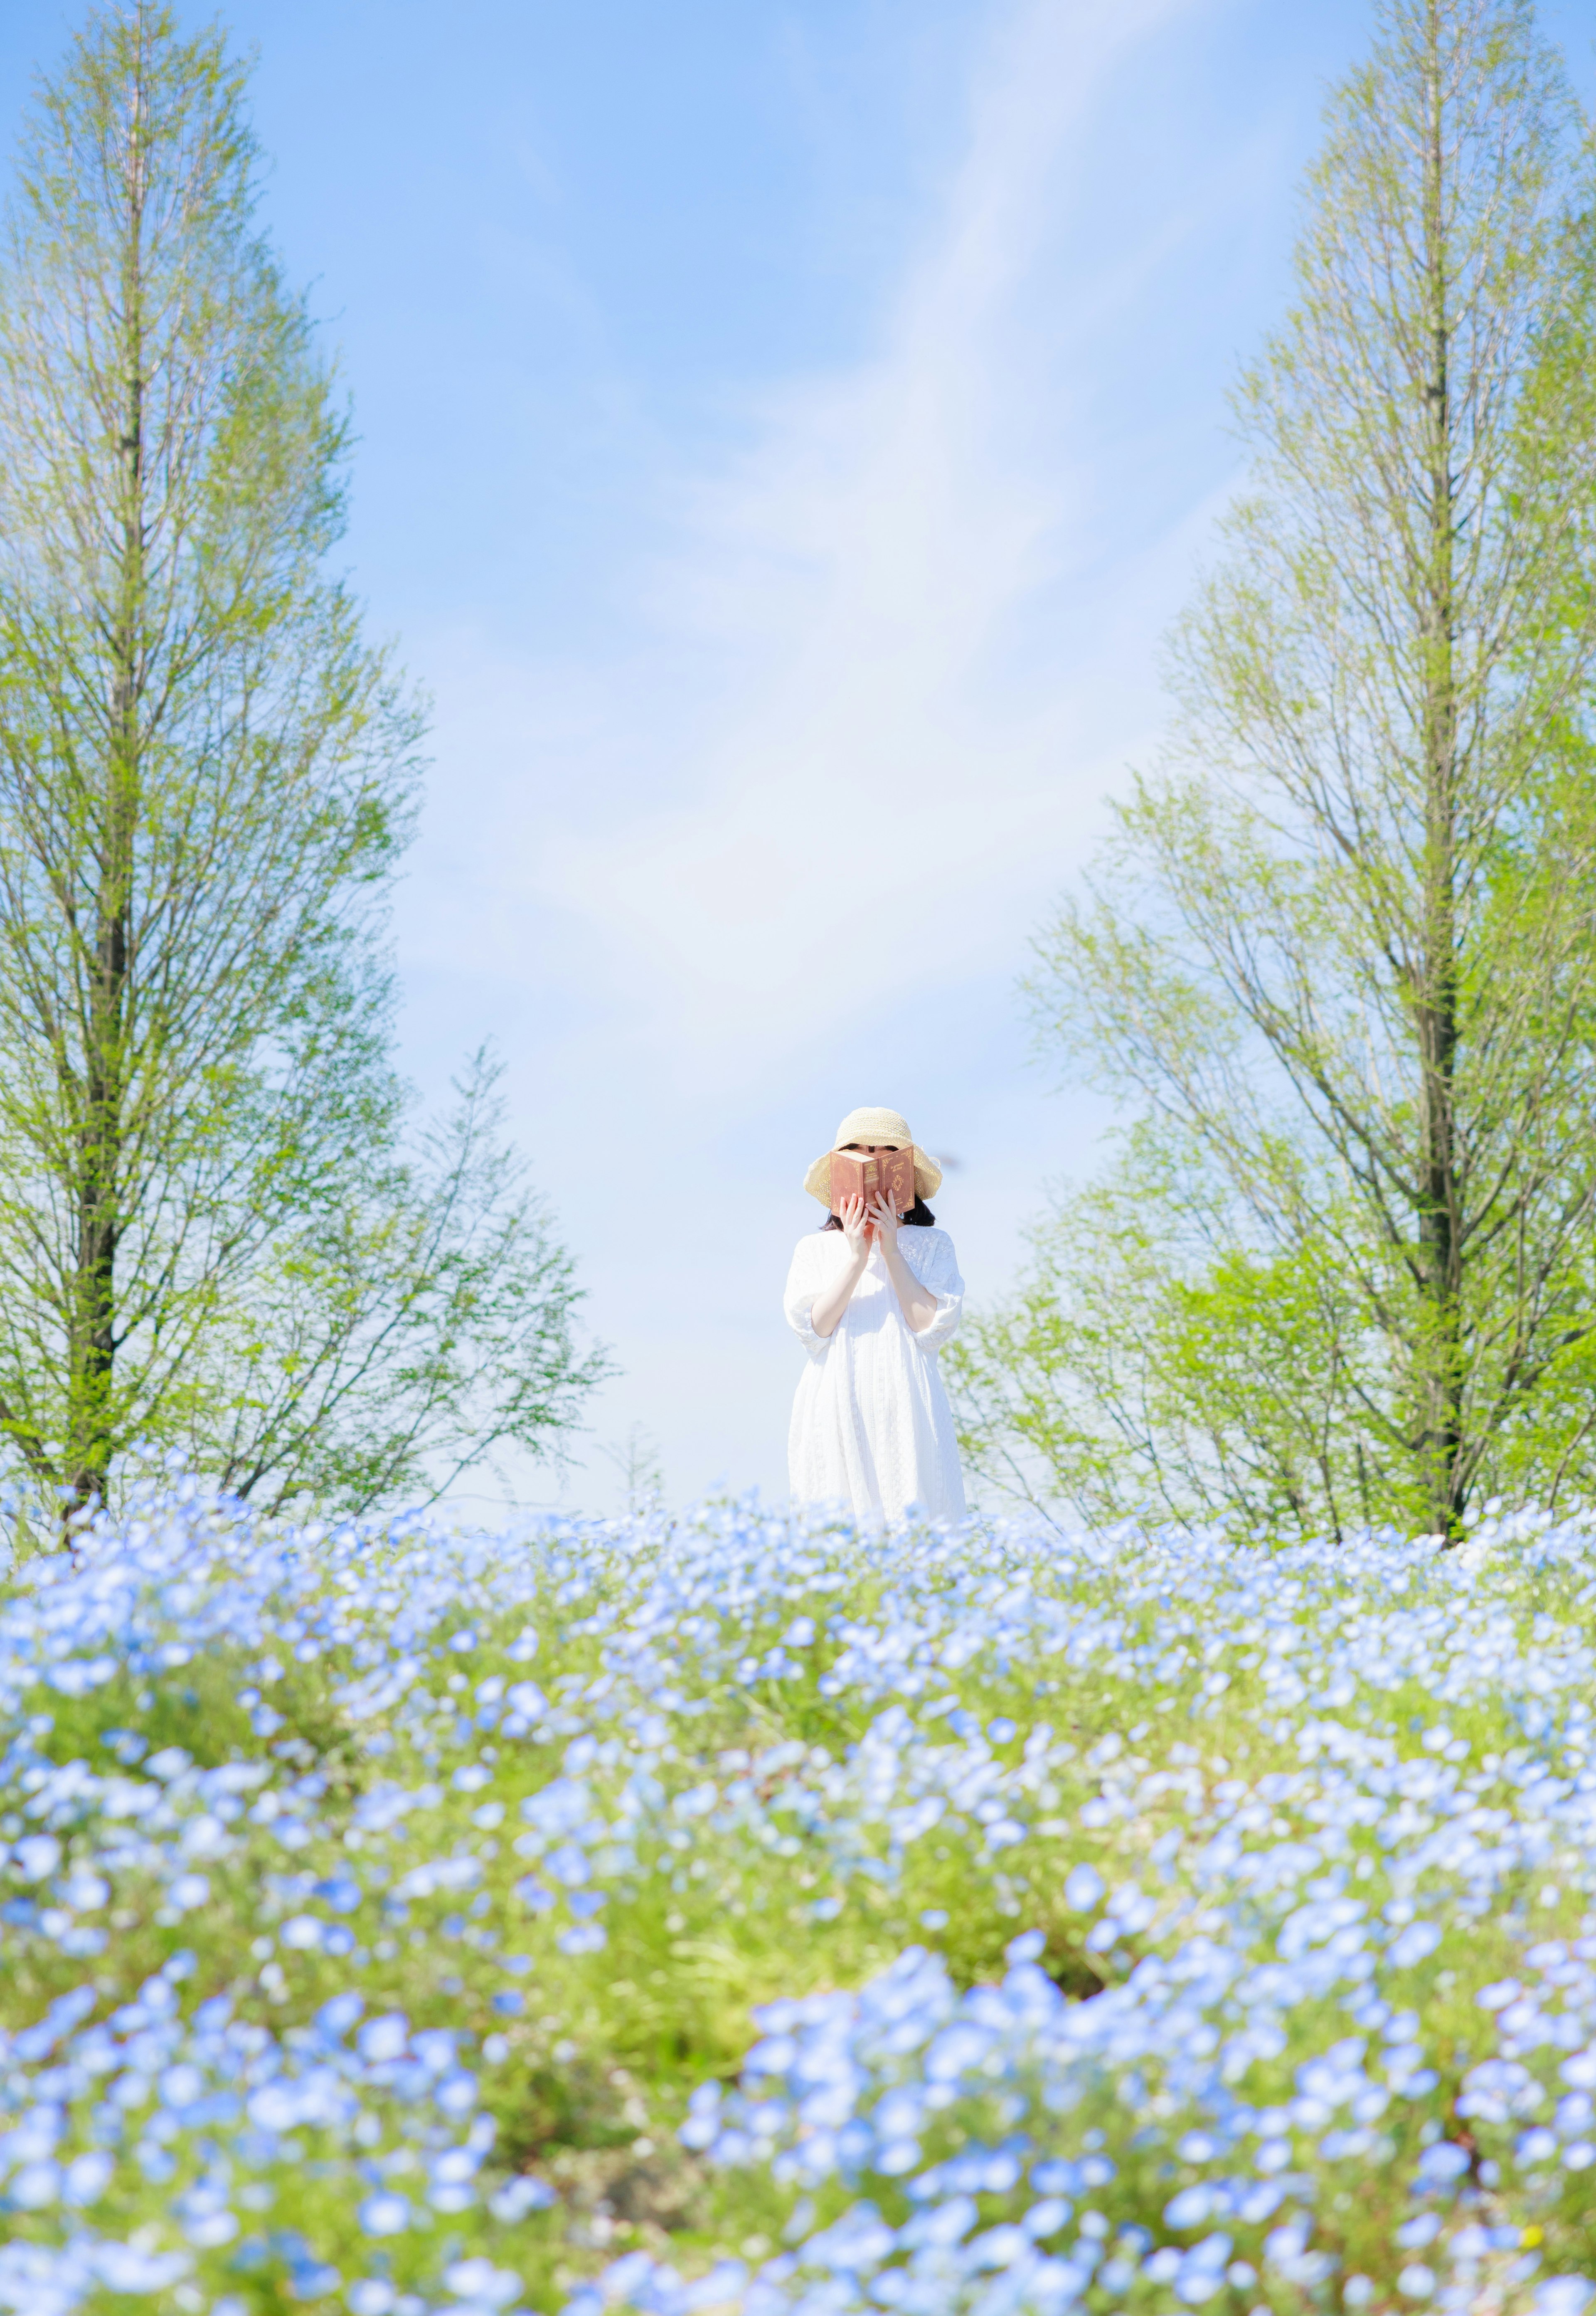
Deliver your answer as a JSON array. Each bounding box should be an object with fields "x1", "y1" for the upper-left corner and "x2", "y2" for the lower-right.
[{"x1": 828, "y1": 1146, "x2": 916, "y2": 1217}]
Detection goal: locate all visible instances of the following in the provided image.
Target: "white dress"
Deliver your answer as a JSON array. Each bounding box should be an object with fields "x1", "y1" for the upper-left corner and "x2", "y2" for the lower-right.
[{"x1": 783, "y1": 1226, "x2": 967, "y2": 1522}]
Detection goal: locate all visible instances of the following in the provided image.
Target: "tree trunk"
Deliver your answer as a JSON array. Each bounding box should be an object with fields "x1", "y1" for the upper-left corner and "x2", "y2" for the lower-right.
[
  {"x1": 1415, "y1": 0, "x2": 1464, "y2": 1534},
  {"x1": 69, "y1": 62, "x2": 148, "y2": 1516}
]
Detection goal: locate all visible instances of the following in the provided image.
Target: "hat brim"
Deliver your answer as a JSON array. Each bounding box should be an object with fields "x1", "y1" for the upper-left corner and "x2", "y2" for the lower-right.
[{"x1": 803, "y1": 1146, "x2": 943, "y2": 1209}]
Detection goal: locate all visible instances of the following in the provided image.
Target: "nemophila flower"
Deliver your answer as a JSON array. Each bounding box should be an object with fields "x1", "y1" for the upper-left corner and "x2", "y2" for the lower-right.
[
  {"x1": 1063, "y1": 1863, "x2": 1103, "y2": 1911},
  {"x1": 557, "y1": 1922, "x2": 607, "y2": 1954},
  {"x1": 359, "y1": 2190, "x2": 411, "y2": 2235}
]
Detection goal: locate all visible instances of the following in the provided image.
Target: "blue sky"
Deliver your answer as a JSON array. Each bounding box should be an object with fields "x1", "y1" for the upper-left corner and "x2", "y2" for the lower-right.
[{"x1": 0, "y1": 0, "x2": 1590, "y2": 1511}]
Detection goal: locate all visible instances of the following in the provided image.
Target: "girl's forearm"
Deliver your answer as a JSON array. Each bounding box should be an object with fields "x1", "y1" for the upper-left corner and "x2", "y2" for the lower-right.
[
  {"x1": 883, "y1": 1244, "x2": 938, "y2": 1333},
  {"x1": 811, "y1": 1253, "x2": 869, "y2": 1338}
]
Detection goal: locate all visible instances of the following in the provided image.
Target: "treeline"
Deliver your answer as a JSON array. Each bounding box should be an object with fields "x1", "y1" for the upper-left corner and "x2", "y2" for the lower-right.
[
  {"x1": 0, "y1": 7, "x2": 607, "y2": 1529},
  {"x1": 953, "y1": 0, "x2": 1596, "y2": 1540}
]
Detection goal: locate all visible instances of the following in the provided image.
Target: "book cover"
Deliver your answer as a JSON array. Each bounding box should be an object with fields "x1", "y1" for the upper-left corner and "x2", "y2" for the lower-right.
[{"x1": 828, "y1": 1147, "x2": 916, "y2": 1216}]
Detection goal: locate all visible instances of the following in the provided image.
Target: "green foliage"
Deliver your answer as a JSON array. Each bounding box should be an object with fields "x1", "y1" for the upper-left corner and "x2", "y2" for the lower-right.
[{"x1": 950, "y1": 1136, "x2": 1411, "y2": 1536}]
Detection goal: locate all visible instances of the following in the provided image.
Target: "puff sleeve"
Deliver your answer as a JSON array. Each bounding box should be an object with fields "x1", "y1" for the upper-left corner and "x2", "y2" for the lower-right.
[
  {"x1": 783, "y1": 1233, "x2": 834, "y2": 1361},
  {"x1": 899, "y1": 1228, "x2": 964, "y2": 1353}
]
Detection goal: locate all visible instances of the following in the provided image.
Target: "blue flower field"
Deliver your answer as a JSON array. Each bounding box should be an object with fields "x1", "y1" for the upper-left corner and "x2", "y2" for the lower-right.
[{"x1": 2, "y1": 1478, "x2": 1596, "y2": 2316}]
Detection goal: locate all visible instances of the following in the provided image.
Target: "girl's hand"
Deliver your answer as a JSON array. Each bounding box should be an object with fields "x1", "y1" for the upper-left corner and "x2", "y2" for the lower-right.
[
  {"x1": 838, "y1": 1193, "x2": 871, "y2": 1259},
  {"x1": 867, "y1": 1193, "x2": 900, "y2": 1253}
]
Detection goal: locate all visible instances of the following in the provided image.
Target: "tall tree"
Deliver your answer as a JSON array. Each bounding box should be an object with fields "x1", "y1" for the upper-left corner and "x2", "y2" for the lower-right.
[
  {"x1": 1004, "y1": 0, "x2": 1596, "y2": 1535},
  {"x1": 0, "y1": 5, "x2": 606, "y2": 1523}
]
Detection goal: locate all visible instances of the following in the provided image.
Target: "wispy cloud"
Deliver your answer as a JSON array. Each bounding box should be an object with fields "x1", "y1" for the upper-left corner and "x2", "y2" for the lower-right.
[{"x1": 414, "y1": 0, "x2": 1218, "y2": 1079}]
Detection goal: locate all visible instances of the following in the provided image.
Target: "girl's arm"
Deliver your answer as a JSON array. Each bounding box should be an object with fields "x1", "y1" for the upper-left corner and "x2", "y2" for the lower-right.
[
  {"x1": 869, "y1": 1196, "x2": 941, "y2": 1333},
  {"x1": 810, "y1": 1194, "x2": 872, "y2": 1338}
]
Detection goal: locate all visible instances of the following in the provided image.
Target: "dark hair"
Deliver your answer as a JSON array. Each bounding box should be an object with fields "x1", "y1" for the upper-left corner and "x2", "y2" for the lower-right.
[{"x1": 823, "y1": 1197, "x2": 936, "y2": 1231}]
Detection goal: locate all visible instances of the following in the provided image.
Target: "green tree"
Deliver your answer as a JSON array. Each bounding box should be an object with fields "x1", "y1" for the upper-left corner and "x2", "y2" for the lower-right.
[
  {"x1": 0, "y1": 5, "x2": 607, "y2": 1523},
  {"x1": 990, "y1": 0, "x2": 1596, "y2": 1536}
]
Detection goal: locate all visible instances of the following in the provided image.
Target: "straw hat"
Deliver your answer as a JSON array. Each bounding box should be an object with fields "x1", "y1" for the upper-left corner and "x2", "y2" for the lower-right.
[{"x1": 803, "y1": 1106, "x2": 943, "y2": 1210}]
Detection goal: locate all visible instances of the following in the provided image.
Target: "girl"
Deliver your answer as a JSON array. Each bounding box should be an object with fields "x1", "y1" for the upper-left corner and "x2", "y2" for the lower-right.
[{"x1": 783, "y1": 1106, "x2": 966, "y2": 1522}]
